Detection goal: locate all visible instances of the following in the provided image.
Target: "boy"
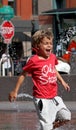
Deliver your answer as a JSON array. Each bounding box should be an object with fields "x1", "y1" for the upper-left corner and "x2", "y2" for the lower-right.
[{"x1": 9, "y1": 29, "x2": 71, "y2": 130}]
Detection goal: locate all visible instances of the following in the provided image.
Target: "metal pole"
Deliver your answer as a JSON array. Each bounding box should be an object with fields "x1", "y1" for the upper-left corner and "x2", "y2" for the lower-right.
[{"x1": 6, "y1": 44, "x2": 9, "y2": 76}]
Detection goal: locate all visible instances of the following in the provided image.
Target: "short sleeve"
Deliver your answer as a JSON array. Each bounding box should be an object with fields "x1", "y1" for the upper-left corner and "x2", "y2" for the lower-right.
[
  {"x1": 23, "y1": 58, "x2": 34, "y2": 74},
  {"x1": 55, "y1": 55, "x2": 58, "y2": 65}
]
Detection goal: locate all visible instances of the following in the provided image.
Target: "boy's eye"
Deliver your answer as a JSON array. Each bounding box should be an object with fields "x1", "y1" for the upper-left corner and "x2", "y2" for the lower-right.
[
  {"x1": 43, "y1": 42, "x2": 47, "y2": 45},
  {"x1": 41, "y1": 42, "x2": 48, "y2": 45},
  {"x1": 41, "y1": 41, "x2": 53, "y2": 45}
]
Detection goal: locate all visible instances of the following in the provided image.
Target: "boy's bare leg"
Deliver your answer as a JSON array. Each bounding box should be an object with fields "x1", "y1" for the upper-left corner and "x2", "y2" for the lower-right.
[{"x1": 53, "y1": 120, "x2": 69, "y2": 129}]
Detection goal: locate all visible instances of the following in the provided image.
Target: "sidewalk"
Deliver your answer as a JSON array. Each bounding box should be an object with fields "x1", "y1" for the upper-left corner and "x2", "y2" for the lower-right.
[
  {"x1": 0, "y1": 101, "x2": 35, "y2": 111},
  {"x1": 0, "y1": 101, "x2": 76, "y2": 111}
]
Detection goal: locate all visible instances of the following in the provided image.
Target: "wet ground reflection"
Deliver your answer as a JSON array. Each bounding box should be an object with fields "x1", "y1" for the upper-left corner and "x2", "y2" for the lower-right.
[
  {"x1": 0, "y1": 110, "x2": 76, "y2": 130},
  {"x1": 0, "y1": 111, "x2": 39, "y2": 130}
]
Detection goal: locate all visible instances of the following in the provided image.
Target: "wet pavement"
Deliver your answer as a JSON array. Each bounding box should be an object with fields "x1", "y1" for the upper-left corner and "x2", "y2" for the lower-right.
[{"x1": 0, "y1": 101, "x2": 76, "y2": 130}]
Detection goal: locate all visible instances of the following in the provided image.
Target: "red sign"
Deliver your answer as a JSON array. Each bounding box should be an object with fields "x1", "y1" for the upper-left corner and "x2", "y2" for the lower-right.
[{"x1": 1, "y1": 20, "x2": 14, "y2": 44}]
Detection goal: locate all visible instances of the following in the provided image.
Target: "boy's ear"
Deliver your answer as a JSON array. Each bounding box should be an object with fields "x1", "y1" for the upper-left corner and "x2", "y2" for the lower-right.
[
  {"x1": 36, "y1": 47, "x2": 39, "y2": 51},
  {"x1": 32, "y1": 47, "x2": 38, "y2": 53},
  {"x1": 36, "y1": 44, "x2": 40, "y2": 49}
]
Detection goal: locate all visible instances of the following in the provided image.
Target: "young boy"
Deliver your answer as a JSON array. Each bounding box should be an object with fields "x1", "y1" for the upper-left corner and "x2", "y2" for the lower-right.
[{"x1": 9, "y1": 29, "x2": 71, "y2": 130}]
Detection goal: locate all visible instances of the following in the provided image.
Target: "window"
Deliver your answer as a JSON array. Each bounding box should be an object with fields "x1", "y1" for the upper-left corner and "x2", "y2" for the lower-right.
[
  {"x1": 53, "y1": 0, "x2": 66, "y2": 9},
  {"x1": 56, "y1": 0, "x2": 66, "y2": 9},
  {"x1": 32, "y1": 0, "x2": 38, "y2": 15},
  {"x1": 8, "y1": 0, "x2": 16, "y2": 15},
  {"x1": 8, "y1": 0, "x2": 14, "y2": 8}
]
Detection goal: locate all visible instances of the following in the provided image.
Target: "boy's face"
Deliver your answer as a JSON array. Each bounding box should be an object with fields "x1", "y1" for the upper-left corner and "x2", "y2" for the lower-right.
[{"x1": 37, "y1": 36, "x2": 53, "y2": 59}]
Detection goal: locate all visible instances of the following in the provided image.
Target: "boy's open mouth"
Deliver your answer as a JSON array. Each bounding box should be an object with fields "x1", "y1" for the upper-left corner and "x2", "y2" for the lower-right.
[{"x1": 46, "y1": 49, "x2": 51, "y2": 52}]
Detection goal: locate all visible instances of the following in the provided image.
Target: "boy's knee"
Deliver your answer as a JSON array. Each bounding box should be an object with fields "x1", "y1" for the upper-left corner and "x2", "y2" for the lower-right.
[
  {"x1": 65, "y1": 110, "x2": 71, "y2": 120},
  {"x1": 57, "y1": 108, "x2": 71, "y2": 121}
]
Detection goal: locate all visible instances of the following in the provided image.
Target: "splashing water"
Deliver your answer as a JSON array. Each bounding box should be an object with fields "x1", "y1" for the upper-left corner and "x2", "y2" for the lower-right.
[
  {"x1": 17, "y1": 93, "x2": 33, "y2": 99},
  {"x1": 70, "y1": 51, "x2": 76, "y2": 74},
  {"x1": 11, "y1": 101, "x2": 19, "y2": 110},
  {"x1": 10, "y1": 93, "x2": 33, "y2": 112}
]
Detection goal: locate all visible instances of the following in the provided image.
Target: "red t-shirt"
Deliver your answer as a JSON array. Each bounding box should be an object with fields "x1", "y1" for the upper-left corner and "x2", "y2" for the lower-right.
[{"x1": 23, "y1": 54, "x2": 58, "y2": 98}]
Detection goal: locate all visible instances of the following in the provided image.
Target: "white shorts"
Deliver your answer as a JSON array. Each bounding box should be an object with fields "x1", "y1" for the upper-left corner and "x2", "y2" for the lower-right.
[{"x1": 33, "y1": 96, "x2": 71, "y2": 130}]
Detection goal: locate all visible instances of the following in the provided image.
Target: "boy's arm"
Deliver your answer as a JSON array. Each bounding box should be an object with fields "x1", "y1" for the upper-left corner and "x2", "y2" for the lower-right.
[
  {"x1": 9, "y1": 71, "x2": 27, "y2": 102},
  {"x1": 55, "y1": 68, "x2": 70, "y2": 91}
]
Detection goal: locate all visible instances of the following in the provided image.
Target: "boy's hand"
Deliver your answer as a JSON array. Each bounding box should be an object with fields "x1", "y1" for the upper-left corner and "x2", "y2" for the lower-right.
[
  {"x1": 62, "y1": 81, "x2": 70, "y2": 92},
  {"x1": 9, "y1": 91, "x2": 17, "y2": 102}
]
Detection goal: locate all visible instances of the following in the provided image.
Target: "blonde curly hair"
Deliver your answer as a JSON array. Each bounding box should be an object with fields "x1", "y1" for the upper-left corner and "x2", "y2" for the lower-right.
[{"x1": 32, "y1": 29, "x2": 53, "y2": 49}]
